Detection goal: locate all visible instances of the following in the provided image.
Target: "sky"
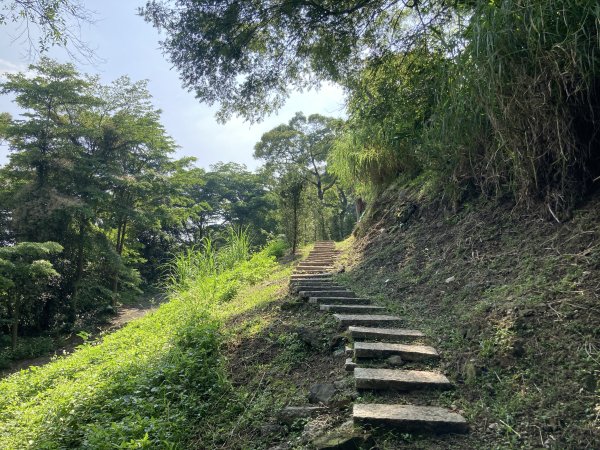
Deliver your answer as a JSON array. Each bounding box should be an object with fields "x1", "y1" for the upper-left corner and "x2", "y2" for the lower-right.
[{"x1": 0, "y1": 0, "x2": 346, "y2": 170}]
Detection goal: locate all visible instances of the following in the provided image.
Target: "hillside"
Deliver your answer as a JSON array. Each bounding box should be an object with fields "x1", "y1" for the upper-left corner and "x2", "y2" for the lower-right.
[
  {"x1": 0, "y1": 193, "x2": 597, "y2": 448},
  {"x1": 334, "y1": 187, "x2": 599, "y2": 448}
]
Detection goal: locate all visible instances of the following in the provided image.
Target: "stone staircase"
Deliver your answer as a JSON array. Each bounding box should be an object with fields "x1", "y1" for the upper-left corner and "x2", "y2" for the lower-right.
[{"x1": 289, "y1": 241, "x2": 468, "y2": 437}]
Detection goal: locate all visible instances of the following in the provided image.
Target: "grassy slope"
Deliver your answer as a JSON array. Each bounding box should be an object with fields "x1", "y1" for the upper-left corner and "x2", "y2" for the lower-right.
[
  {"x1": 0, "y1": 249, "x2": 293, "y2": 449},
  {"x1": 1, "y1": 205, "x2": 597, "y2": 449},
  {"x1": 336, "y1": 187, "x2": 599, "y2": 449}
]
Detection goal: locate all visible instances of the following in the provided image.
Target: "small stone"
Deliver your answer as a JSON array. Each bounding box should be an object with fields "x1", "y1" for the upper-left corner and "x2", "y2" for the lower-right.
[
  {"x1": 312, "y1": 420, "x2": 371, "y2": 449},
  {"x1": 296, "y1": 326, "x2": 321, "y2": 348},
  {"x1": 386, "y1": 355, "x2": 404, "y2": 366},
  {"x1": 445, "y1": 276, "x2": 455, "y2": 283},
  {"x1": 344, "y1": 358, "x2": 357, "y2": 372},
  {"x1": 328, "y1": 334, "x2": 346, "y2": 350},
  {"x1": 333, "y1": 348, "x2": 345, "y2": 357},
  {"x1": 301, "y1": 418, "x2": 329, "y2": 442},
  {"x1": 333, "y1": 379, "x2": 346, "y2": 390},
  {"x1": 488, "y1": 422, "x2": 499, "y2": 431},
  {"x1": 308, "y1": 383, "x2": 338, "y2": 405}
]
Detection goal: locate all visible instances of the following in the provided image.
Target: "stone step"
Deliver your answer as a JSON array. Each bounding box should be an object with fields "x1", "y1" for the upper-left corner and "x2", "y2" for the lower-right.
[
  {"x1": 309, "y1": 297, "x2": 371, "y2": 305},
  {"x1": 333, "y1": 314, "x2": 403, "y2": 328},
  {"x1": 345, "y1": 358, "x2": 357, "y2": 372},
  {"x1": 354, "y1": 368, "x2": 451, "y2": 391},
  {"x1": 298, "y1": 261, "x2": 334, "y2": 265},
  {"x1": 290, "y1": 275, "x2": 334, "y2": 280},
  {"x1": 290, "y1": 273, "x2": 332, "y2": 278},
  {"x1": 302, "y1": 263, "x2": 335, "y2": 266},
  {"x1": 348, "y1": 326, "x2": 425, "y2": 341},
  {"x1": 299, "y1": 290, "x2": 356, "y2": 298},
  {"x1": 290, "y1": 283, "x2": 339, "y2": 289},
  {"x1": 354, "y1": 342, "x2": 439, "y2": 361},
  {"x1": 294, "y1": 270, "x2": 334, "y2": 274},
  {"x1": 320, "y1": 304, "x2": 386, "y2": 314},
  {"x1": 353, "y1": 404, "x2": 468, "y2": 434},
  {"x1": 290, "y1": 278, "x2": 334, "y2": 283},
  {"x1": 299, "y1": 263, "x2": 334, "y2": 266},
  {"x1": 292, "y1": 285, "x2": 345, "y2": 293},
  {"x1": 292, "y1": 283, "x2": 343, "y2": 288}
]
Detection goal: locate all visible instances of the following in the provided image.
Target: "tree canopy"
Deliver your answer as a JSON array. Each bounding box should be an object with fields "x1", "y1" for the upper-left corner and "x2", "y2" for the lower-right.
[{"x1": 140, "y1": 0, "x2": 453, "y2": 121}]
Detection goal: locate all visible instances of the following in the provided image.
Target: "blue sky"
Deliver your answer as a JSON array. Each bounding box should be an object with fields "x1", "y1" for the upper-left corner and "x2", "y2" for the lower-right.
[{"x1": 0, "y1": 0, "x2": 345, "y2": 169}]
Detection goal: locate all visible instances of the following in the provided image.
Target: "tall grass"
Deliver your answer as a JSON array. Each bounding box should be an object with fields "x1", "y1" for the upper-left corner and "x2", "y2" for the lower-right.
[
  {"x1": 431, "y1": 0, "x2": 600, "y2": 213},
  {"x1": 165, "y1": 226, "x2": 251, "y2": 291},
  {"x1": 333, "y1": 1, "x2": 600, "y2": 214}
]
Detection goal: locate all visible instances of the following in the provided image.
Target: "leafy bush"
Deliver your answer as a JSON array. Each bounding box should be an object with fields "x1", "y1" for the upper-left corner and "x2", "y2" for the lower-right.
[
  {"x1": 263, "y1": 236, "x2": 289, "y2": 258},
  {"x1": 0, "y1": 335, "x2": 55, "y2": 361}
]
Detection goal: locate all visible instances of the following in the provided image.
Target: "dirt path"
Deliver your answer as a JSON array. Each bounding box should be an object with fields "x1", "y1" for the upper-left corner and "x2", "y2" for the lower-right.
[{"x1": 1, "y1": 294, "x2": 166, "y2": 378}]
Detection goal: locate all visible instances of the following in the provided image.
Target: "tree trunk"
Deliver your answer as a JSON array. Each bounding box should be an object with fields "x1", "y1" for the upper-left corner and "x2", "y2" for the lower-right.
[
  {"x1": 11, "y1": 299, "x2": 19, "y2": 350},
  {"x1": 292, "y1": 201, "x2": 298, "y2": 254},
  {"x1": 112, "y1": 217, "x2": 127, "y2": 306},
  {"x1": 355, "y1": 197, "x2": 366, "y2": 220},
  {"x1": 71, "y1": 220, "x2": 86, "y2": 322}
]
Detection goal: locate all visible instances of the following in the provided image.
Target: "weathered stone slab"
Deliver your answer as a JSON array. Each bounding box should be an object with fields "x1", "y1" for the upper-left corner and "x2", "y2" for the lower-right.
[
  {"x1": 299, "y1": 290, "x2": 356, "y2": 298},
  {"x1": 301, "y1": 264, "x2": 334, "y2": 267},
  {"x1": 348, "y1": 326, "x2": 425, "y2": 341},
  {"x1": 298, "y1": 262, "x2": 334, "y2": 265},
  {"x1": 312, "y1": 420, "x2": 373, "y2": 450},
  {"x1": 293, "y1": 287, "x2": 344, "y2": 294},
  {"x1": 333, "y1": 314, "x2": 402, "y2": 328},
  {"x1": 290, "y1": 277, "x2": 333, "y2": 283},
  {"x1": 309, "y1": 297, "x2": 371, "y2": 305},
  {"x1": 306, "y1": 256, "x2": 336, "y2": 259},
  {"x1": 290, "y1": 273, "x2": 333, "y2": 278},
  {"x1": 354, "y1": 368, "x2": 451, "y2": 391},
  {"x1": 292, "y1": 285, "x2": 345, "y2": 292},
  {"x1": 320, "y1": 304, "x2": 385, "y2": 314},
  {"x1": 295, "y1": 269, "x2": 334, "y2": 273},
  {"x1": 299, "y1": 264, "x2": 334, "y2": 267},
  {"x1": 353, "y1": 342, "x2": 439, "y2": 361},
  {"x1": 308, "y1": 383, "x2": 338, "y2": 405},
  {"x1": 290, "y1": 279, "x2": 335, "y2": 285},
  {"x1": 353, "y1": 404, "x2": 468, "y2": 434},
  {"x1": 294, "y1": 271, "x2": 334, "y2": 275},
  {"x1": 345, "y1": 358, "x2": 357, "y2": 372}
]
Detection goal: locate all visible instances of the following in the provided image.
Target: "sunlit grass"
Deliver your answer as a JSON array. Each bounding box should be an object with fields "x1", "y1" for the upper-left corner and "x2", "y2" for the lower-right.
[{"x1": 0, "y1": 230, "x2": 288, "y2": 449}]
